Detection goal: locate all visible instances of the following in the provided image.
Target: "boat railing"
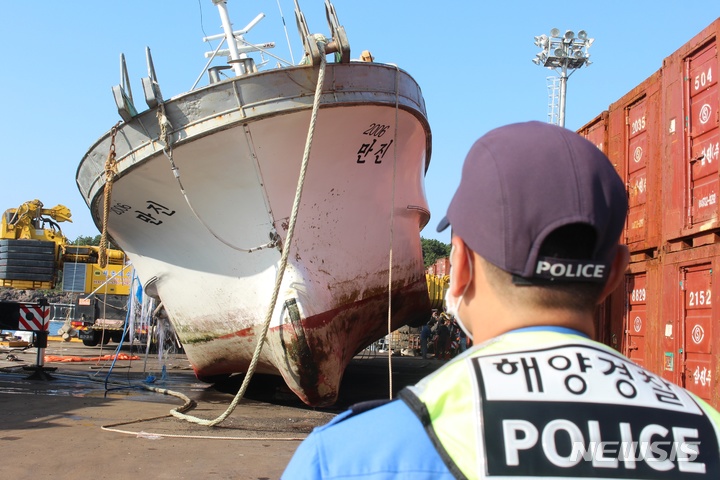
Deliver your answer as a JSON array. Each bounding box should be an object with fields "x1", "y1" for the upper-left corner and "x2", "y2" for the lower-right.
[{"x1": 111, "y1": 0, "x2": 352, "y2": 123}]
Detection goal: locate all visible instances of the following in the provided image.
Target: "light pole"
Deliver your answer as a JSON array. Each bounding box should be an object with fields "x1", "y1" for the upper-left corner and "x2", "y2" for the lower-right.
[{"x1": 533, "y1": 29, "x2": 593, "y2": 128}]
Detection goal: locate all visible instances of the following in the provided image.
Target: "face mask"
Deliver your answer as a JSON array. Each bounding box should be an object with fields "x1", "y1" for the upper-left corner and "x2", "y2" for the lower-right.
[{"x1": 444, "y1": 245, "x2": 474, "y2": 341}]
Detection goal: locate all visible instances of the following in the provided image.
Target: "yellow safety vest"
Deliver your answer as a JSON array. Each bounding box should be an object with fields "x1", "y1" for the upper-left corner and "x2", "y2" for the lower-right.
[{"x1": 400, "y1": 331, "x2": 720, "y2": 479}]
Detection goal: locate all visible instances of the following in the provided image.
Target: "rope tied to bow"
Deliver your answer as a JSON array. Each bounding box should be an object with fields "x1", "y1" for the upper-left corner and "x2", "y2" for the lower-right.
[{"x1": 99, "y1": 123, "x2": 121, "y2": 268}]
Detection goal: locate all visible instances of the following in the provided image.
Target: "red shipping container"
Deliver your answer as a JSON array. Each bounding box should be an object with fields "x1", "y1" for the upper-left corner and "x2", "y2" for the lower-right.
[
  {"x1": 662, "y1": 18, "x2": 720, "y2": 248},
  {"x1": 574, "y1": 17, "x2": 720, "y2": 412},
  {"x1": 620, "y1": 259, "x2": 661, "y2": 372},
  {"x1": 603, "y1": 245, "x2": 720, "y2": 410},
  {"x1": 577, "y1": 112, "x2": 625, "y2": 185},
  {"x1": 433, "y1": 257, "x2": 450, "y2": 276},
  {"x1": 608, "y1": 70, "x2": 662, "y2": 255},
  {"x1": 625, "y1": 270, "x2": 649, "y2": 367},
  {"x1": 577, "y1": 111, "x2": 610, "y2": 155},
  {"x1": 594, "y1": 278, "x2": 624, "y2": 353},
  {"x1": 660, "y1": 244, "x2": 720, "y2": 409}
]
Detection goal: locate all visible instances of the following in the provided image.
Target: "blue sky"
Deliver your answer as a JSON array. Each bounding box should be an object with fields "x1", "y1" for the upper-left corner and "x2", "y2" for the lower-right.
[{"x1": 1, "y1": 1, "x2": 718, "y2": 246}]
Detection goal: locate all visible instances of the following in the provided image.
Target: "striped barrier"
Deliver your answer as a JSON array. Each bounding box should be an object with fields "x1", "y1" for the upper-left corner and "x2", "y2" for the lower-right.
[
  {"x1": 18, "y1": 304, "x2": 50, "y2": 332},
  {"x1": 0, "y1": 300, "x2": 56, "y2": 379}
]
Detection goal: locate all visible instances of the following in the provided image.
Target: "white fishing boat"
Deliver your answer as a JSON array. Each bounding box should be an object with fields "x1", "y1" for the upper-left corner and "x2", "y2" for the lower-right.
[{"x1": 76, "y1": 0, "x2": 431, "y2": 406}]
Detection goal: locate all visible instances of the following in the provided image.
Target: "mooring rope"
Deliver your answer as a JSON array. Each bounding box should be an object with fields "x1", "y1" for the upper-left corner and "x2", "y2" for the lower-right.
[
  {"x1": 171, "y1": 40, "x2": 328, "y2": 427},
  {"x1": 99, "y1": 123, "x2": 121, "y2": 268},
  {"x1": 386, "y1": 66, "x2": 401, "y2": 399}
]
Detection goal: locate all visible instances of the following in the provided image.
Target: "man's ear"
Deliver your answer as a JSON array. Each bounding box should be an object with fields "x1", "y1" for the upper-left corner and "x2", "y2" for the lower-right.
[
  {"x1": 598, "y1": 245, "x2": 630, "y2": 303},
  {"x1": 449, "y1": 236, "x2": 472, "y2": 296}
]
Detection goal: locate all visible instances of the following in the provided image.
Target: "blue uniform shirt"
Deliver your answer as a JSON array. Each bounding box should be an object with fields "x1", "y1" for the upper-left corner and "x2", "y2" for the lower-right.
[
  {"x1": 282, "y1": 399, "x2": 454, "y2": 479},
  {"x1": 283, "y1": 328, "x2": 602, "y2": 479}
]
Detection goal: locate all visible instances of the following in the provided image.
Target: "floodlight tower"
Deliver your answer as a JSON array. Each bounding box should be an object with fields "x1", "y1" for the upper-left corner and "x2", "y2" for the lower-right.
[{"x1": 533, "y1": 29, "x2": 593, "y2": 128}]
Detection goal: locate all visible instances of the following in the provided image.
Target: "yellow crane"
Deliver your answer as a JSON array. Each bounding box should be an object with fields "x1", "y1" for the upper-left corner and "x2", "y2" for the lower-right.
[
  {"x1": 1, "y1": 199, "x2": 72, "y2": 289},
  {"x1": 1, "y1": 199, "x2": 127, "y2": 290},
  {"x1": 1, "y1": 199, "x2": 72, "y2": 242},
  {"x1": 1, "y1": 199, "x2": 136, "y2": 347}
]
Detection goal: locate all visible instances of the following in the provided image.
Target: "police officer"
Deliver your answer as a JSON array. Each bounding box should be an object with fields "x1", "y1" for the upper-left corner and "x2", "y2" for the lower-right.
[{"x1": 282, "y1": 121, "x2": 720, "y2": 479}]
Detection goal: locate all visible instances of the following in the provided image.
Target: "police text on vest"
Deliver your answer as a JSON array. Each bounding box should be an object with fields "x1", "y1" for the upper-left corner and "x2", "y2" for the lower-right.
[{"x1": 502, "y1": 418, "x2": 704, "y2": 474}]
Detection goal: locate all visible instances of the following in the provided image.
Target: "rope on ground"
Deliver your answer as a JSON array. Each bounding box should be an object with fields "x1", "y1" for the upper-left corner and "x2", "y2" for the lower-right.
[
  {"x1": 90, "y1": 375, "x2": 305, "y2": 440},
  {"x1": 102, "y1": 425, "x2": 305, "y2": 441},
  {"x1": 170, "y1": 40, "x2": 328, "y2": 427}
]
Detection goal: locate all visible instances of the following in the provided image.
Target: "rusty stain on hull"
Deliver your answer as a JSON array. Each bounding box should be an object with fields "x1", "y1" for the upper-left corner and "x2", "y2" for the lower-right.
[
  {"x1": 189, "y1": 277, "x2": 430, "y2": 406},
  {"x1": 281, "y1": 298, "x2": 323, "y2": 404}
]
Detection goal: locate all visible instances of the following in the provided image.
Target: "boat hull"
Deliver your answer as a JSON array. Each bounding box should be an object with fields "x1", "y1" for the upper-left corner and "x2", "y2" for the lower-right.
[{"x1": 77, "y1": 62, "x2": 431, "y2": 405}]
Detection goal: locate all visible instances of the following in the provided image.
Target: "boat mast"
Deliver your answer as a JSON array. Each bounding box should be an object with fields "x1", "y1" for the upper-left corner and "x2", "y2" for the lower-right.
[{"x1": 212, "y1": 0, "x2": 243, "y2": 76}]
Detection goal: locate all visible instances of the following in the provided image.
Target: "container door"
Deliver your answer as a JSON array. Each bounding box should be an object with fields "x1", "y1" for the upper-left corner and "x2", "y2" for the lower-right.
[
  {"x1": 687, "y1": 44, "x2": 719, "y2": 227},
  {"x1": 625, "y1": 272, "x2": 647, "y2": 366},
  {"x1": 680, "y1": 265, "x2": 714, "y2": 402},
  {"x1": 584, "y1": 117, "x2": 606, "y2": 153},
  {"x1": 626, "y1": 100, "x2": 649, "y2": 244}
]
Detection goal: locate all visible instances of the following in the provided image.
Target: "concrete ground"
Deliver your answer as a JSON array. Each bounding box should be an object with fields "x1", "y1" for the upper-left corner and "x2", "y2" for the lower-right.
[{"x1": 0, "y1": 338, "x2": 443, "y2": 479}]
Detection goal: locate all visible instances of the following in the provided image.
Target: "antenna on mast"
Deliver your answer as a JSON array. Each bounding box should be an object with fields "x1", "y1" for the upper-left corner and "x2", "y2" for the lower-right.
[{"x1": 212, "y1": 0, "x2": 244, "y2": 76}]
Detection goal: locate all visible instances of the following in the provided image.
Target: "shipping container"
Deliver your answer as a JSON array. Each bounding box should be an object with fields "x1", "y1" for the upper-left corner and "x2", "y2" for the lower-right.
[
  {"x1": 624, "y1": 269, "x2": 648, "y2": 367},
  {"x1": 594, "y1": 280, "x2": 624, "y2": 352},
  {"x1": 660, "y1": 245, "x2": 720, "y2": 408},
  {"x1": 609, "y1": 71, "x2": 663, "y2": 255},
  {"x1": 426, "y1": 257, "x2": 449, "y2": 276},
  {"x1": 580, "y1": 112, "x2": 623, "y2": 350},
  {"x1": 621, "y1": 259, "x2": 662, "y2": 371},
  {"x1": 577, "y1": 111, "x2": 624, "y2": 187},
  {"x1": 576, "y1": 17, "x2": 720, "y2": 411},
  {"x1": 577, "y1": 111, "x2": 609, "y2": 154},
  {"x1": 662, "y1": 18, "x2": 720, "y2": 248}
]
